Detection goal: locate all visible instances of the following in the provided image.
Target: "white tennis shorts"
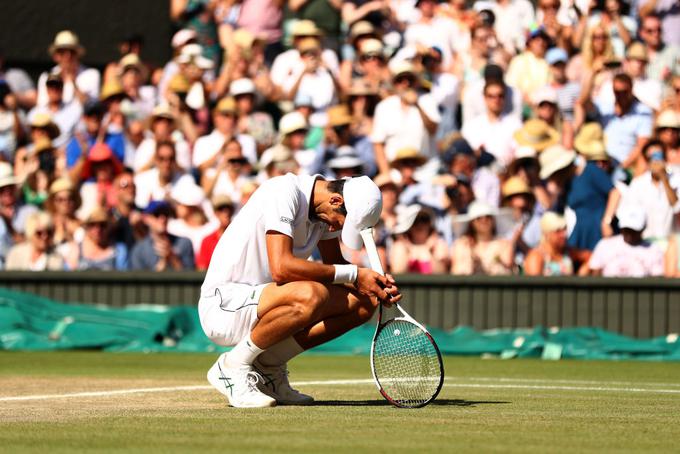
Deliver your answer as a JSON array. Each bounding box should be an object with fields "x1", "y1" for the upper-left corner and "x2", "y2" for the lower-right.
[{"x1": 198, "y1": 283, "x2": 268, "y2": 347}]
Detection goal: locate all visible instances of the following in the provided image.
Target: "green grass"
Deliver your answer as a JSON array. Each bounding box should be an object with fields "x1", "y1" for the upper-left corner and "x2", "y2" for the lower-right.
[{"x1": 1, "y1": 352, "x2": 680, "y2": 453}]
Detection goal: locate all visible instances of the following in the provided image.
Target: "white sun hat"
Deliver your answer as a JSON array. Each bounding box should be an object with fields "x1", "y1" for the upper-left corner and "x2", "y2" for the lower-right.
[
  {"x1": 171, "y1": 180, "x2": 206, "y2": 207},
  {"x1": 229, "y1": 78, "x2": 256, "y2": 97},
  {"x1": 539, "y1": 145, "x2": 576, "y2": 180},
  {"x1": 327, "y1": 146, "x2": 364, "y2": 170},
  {"x1": 617, "y1": 204, "x2": 646, "y2": 231},
  {"x1": 279, "y1": 111, "x2": 308, "y2": 135},
  {"x1": 341, "y1": 176, "x2": 383, "y2": 249}
]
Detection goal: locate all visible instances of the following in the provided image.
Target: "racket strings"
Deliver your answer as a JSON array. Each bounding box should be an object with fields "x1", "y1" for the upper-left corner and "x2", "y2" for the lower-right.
[{"x1": 372, "y1": 320, "x2": 441, "y2": 407}]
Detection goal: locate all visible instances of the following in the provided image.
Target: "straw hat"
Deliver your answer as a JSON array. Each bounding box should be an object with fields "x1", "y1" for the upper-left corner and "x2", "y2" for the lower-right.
[
  {"x1": 349, "y1": 21, "x2": 376, "y2": 40},
  {"x1": 626, "y1": 42, "x2": 648, "y2": 62},
  {"x1": 390, "y1": 148, "x2": 427, "y2": 168},
  {"x1": 168, "y1": 74, "x2": 191, "y2": 94},
  {"x1": 279, "y1": 111, "x2": 308, "y2": 135},
  {"x1": 214, "y1": 96, "x2": 237, "y2": 114},
  {"x1": 292, "y1": 20, "x2": 323, "y2": 37},
  {"x1": 29, "y1": 112, "x2": 60, "y2": 139},
  {"x1": 211, "y1": 194, "x2": 234, "y2": 209},
  {"x1": 0, "y1": 162, "x2": 18, "y2": 188},
  {"x1": 359, "y1": 38, "x2": 384, "y2": 56},
  {"x1": 574, "y1": 123, "x2": 607, "y2": 161},
  {"x1": 119, "y1": 53, "x2": 149, "y2": 81},
  {"x1": 150, "y1": 103, "x2": 175, "y2": 121},
  {"x1": 232, "y1": 29, "x2": 262, "y2": 50},
  {"x1": 84, "y1": 206, "x2": 110, "y2": 224},
  {"x1": 48, "y1": 30, "x2": 85, "y2": 56},
  {"x1": 389, "y1": 60, "x2": 417, "y2": 78},
  {"x1": 297, "y1": 37, "x2": 321, "y2": 53},
  {"x1": 373, "y1": 174, "x2": 398, "y2": 189},
  {"x1": 327, "y1": 104, "x2": 353, "y2": 127},
  {"x1": 513, "y1": 119, "x2": 560, "y2": 152},
  {"x1": 540, "y1": 212, "x2": 567, "y2": 233},
  {"x1": 502, "y1": 176, "x2": 533, "y2": 199},
  {"x1": 656, "y1": 110, "x2": 680, "y2": 130},
  {"x1": 539, "y1": 145, "x2": 576, "y2": 179},
  {"x1": 100, "y1": 79, "x2": 126, "y2": 102},
  {"x1": 49, "y1": 177, "x2": 75, "y2": 195}
]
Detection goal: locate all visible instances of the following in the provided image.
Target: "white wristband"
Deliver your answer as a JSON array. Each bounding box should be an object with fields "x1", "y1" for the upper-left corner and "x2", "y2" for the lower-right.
[{"x1": 333, "y1": 264, "x2": 358, "y2": 284}]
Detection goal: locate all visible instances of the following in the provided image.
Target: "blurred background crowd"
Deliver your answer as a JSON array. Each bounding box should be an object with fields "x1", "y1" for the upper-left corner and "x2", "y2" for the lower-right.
[{"x1": 0, "y1": 0, "x2": 679, "y2": 277}]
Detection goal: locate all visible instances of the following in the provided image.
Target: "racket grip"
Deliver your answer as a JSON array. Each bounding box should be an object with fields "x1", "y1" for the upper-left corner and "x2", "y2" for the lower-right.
[{"x1": 360, "y1": 228, "x2": 385, "y2": 276}]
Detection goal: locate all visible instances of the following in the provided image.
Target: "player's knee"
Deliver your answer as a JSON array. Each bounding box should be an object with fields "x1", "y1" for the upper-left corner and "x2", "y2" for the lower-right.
[{"x1": 292, "y1": 282, "x2": 329, "y2": 321}]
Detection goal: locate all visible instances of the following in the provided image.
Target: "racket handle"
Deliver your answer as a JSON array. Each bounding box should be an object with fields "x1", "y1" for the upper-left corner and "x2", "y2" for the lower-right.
[{"x1": 360, "y1": 228, "x2": 385, "y2": 276}]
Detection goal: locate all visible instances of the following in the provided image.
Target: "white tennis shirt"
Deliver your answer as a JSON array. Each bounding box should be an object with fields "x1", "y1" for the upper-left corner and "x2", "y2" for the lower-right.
[{"x1": 201, "y1": 173, "x2": 339, "y2": 296}]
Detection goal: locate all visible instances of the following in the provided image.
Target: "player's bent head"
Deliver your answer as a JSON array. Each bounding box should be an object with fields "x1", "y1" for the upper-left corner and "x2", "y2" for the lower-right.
[{"x1": 337, "y1": 176, "x2": 382, "y2": 250}]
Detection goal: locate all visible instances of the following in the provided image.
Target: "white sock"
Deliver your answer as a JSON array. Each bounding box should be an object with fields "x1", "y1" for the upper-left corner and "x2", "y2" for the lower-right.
[
  {"x1": 256, "y1": 337, "x2": 304, "y2": 367},
  {"x1": 224, "y1": 334, "x2": 264, "y2": 368}
]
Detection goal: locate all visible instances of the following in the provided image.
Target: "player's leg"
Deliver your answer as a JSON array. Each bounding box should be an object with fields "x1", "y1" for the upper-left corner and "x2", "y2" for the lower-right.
[{"x1": 251, "y1": 284, "x2": 377, "y2": 405}]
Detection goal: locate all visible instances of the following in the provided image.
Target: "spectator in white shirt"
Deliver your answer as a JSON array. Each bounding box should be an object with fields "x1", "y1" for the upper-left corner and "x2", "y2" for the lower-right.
[
  {"x1": 622, "y1": 140, "x2": 680, "y2": 241},
  {"x1": 462, "y1": 80, "x2": 522, "y2": 167},
  {"x1": 462, "y1": 64, "x2": 523, "y2": 126},
  {"x1": 29, "y1": 74, "x2": 82, "y2": 148},
  {"x1": 134, "y1": 140, "x2": 195, "y2": 209},
  {"x1": 404, "y1": 0, "x2": 461, "y2": 68},
  {"x1": 37, "y1": 31, "x2": 100, "y2": 107},
  {"x1": 192, "y1": 96, "x2": 257, "y2": 171},
  {"x1": 133, "y1": 104, "x2": 191, "y2": 172},
  {"x1": 371, "y1": 60, "x2": 440, "y2": 175},
  {"x1": 201, "y1": 137, "x2": 253, "y2": 204},
  {"x1": 584, "y1": 204, "x2": 664, "y2": 277},
  {"x1": 282, "y1": 38, "x2": 338, "y2": 112}
]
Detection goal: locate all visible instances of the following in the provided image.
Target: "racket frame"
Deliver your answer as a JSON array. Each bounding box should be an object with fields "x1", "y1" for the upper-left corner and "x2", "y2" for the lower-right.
[{"x1": 360, "y1": 228, "x2": 445, "y2": 408}]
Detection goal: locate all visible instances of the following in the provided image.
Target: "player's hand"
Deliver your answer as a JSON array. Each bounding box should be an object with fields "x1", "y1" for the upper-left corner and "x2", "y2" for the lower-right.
[{"x1": 356, "y1": 268, "x2": 401, "y2": 307}]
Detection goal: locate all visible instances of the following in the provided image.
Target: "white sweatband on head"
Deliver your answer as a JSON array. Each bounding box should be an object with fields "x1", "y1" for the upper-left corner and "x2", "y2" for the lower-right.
[{"x1": 333, "y1": 264, "x2": 358, "y2": 284}]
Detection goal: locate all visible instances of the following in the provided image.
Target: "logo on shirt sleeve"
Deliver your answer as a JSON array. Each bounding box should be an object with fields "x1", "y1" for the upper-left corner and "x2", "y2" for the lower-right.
[{"x1": 280, "y1": 216, "x2": 294, "y2": 224}]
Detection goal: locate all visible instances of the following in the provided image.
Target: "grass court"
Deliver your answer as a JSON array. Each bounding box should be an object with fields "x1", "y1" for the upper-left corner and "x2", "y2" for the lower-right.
[{"x1": 1, "y1": 352, "x2": 680, "y2": 453}]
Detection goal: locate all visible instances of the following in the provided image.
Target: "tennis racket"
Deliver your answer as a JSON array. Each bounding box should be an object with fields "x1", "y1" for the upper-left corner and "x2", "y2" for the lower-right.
[{"x1": 359, "y1": 228, "x2": 444, "y2": 409}]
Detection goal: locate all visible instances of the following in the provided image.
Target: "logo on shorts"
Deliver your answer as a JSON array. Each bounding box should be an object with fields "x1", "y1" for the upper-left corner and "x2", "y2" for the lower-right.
[{"x1": 280, "y1": 216, "x2": 293, "y2": 224}]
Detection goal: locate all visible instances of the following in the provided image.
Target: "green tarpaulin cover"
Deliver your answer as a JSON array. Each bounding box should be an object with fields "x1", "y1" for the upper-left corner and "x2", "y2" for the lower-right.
[{"x1": 1, "y1": 288, "x2": 678, "y2": 360}]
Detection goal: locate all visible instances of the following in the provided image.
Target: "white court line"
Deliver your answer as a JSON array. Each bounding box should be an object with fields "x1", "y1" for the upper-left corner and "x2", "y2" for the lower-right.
[{"x1": 3, "y1": 377, "x2": 680, "y2": 402}]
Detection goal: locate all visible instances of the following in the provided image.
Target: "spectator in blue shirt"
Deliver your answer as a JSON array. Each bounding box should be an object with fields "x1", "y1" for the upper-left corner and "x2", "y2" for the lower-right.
[{"x1": 65, "y1": 100, "x2": 126, "y2": 171}]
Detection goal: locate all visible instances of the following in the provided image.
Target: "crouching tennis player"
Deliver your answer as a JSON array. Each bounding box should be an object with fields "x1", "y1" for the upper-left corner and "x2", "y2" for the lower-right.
[{"x1": 199, "y1": 174, "x2": 401, "y2": 407}]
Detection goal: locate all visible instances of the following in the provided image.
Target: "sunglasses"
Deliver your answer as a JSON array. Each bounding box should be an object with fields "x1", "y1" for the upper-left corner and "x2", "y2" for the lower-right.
[
  {"x1": 301, "y1": 50, "x2": 320, "y2": 58},
  {"x1": 540, "y1": 2, "x2": 559, "y2": 9},
  {"x1": 215, "y1": 205, "x2": 234, "y2": 212},
  {"x1": 156, "y1": 155, "x2": 175, "y2": 162},
  {"x1": 613, "y1": 89, "x2": 631, "y2": 97},
  {"x1": 592, "y1": 34, "x2": 608, "y2": 40},
  {"x1": 228, "y1": 157, "x2": 248, "y2": 165},
  {"x1": 485, "y1": 92, "x2": 505, "y2": 99},
  {"x1": 86, "y1": 222, "x2": 107, "y2": 229},
  {"x1": 394, "y1": 75, "x2": 415, "y2": 85},
  {"x1": 644, "y1": 27, "x2": 661, "y2": 33},
  {"x1": 35, "y1": 229, "x2": 53, "y2": 237},
  {"x1": 360, "y1": 54, "x2": 382, "y2": 62},
  {"x1": 54, "y1": 195, "x2": 74, "y2": 203}
]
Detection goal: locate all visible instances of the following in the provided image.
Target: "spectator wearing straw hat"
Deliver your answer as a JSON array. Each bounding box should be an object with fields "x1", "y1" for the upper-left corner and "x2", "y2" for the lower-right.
[
  {"x1": 450, "y1": 200, "x2": 515, "y2": 275},
  {"x1": 270, "y1": 20, "x2": 339, "y2": 93},
  {"x1": 342, "y1": 38, "x2": 390, "y2": 97},
  {"x1": 29, "y1": 74, "x2": 83, "y2": 148},
  {"x1": 524, "y1": 211, "x2": 574, "y2": 276},
  {"x1": 37, "y1": 30, "x2": 100, "y2": 107},
  {"x1": 131, "y1": 201, "x2": 194, "y2": 271},
  {"x1": 5, "y1": 211, "x2": 63, "y2": 271},
  {"x1": 539, "y1": 144, "x2": 577, "y2": 213},
  {"x1": 389, "y1": 148, "x2": 427, "y2": 193},
  {"x1": 193, "y1": 96, "x2": 257, "y2": 171},
  {"x1": 134, "y1": 140, "x2": 195, "y2": 210},
  {"x1": 501, "y1": 176, "x2": 543, "y2": 264},
  {"x1": 513, "y1": 118, "x2": 560, "y2": 157},
  {"x1": 196, "y1": 194, "x2": 235, "y2": 270},
  {"x1": 17, "y1": 137, "x2": 60, "y2": 207},
  {"x1": 389, "y1": 204, "x2": 450, "y2": 274},
  {"x1": 64, "y1": 206, "x2": 126, "y2": 271},
  {"x1": 282, "y1": 37, "x2": 338, "y2": 113},
  {"x1": 134, "y1": 104, "x2": 191, "y2": 173},
  {"x1": 44, "y1": 177, "x2": 82, "y2": 248},
  {"x1": 119, "y1": 53, "x2": 156, "y2": 121},
  {"x1": 462, "y1": 79, "x2": 522, "y2": 168},
  {"x1": 277, "y1": 111, "x2": 317, "y2": 175},
  {"x1": 371, "y1": 60, "x2": 440, "y2": 175},
  {"x1": 13, "y1": 113, "x2": 61, "y2": 173},
  {"x1": 655, "y1": 109, "x2": 680, "y2": 173},
  {"x1": 0, "y1": 162, "x2": 37, "y2": 267},
  {"x1": 584, "y1": 204, "x2": 664, "y2": 277},
  {"x1": 567, "y1": 123, "x2": 616, "y2": 252}
]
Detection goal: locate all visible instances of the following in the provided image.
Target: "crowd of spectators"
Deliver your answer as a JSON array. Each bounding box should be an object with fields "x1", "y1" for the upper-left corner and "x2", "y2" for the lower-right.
[{"x1": 0, "y1": 0, "x2": 679, "y2": 278}]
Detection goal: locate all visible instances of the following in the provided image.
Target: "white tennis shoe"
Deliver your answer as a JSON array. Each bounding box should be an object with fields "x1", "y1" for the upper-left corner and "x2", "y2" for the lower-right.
[
  {"x1": 207, "y1": 354, "x2": 276, "y2": 408},
  {"x1": 252, "y1": 359, "x2": 314, "y2": 405}
]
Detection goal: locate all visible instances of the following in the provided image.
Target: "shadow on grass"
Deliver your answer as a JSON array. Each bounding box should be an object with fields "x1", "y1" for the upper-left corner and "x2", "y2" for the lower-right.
[{"x1": 310, "y1": 399, "x2": 510, "y2": 407}]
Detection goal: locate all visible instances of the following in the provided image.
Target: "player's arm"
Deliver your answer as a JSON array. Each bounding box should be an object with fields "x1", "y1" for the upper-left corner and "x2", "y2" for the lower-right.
[{"x1": 267, "y1": 231, "x2": 336, "y2": 284}]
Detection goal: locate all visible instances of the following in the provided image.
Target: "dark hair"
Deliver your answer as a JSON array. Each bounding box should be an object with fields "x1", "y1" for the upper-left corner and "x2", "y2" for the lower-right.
[
  {"x1": 156, "y1": 140, "x2": 176, "y2": 158},
  {"x1": 613, "y1": 72, "x2": 633, "y2": 88},
  {"x1": 484, "y1": 80, "x2": 505, "y2": 95},
  {"x1": 327, "y1": 179, "x2": 347, "y2": 216},
  {"x1": 641, "y1": 139, "x2": 665, "y2": 161}
]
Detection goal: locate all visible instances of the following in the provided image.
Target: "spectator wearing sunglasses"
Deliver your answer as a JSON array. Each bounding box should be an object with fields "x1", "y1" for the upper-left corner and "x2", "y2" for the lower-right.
[
  {"x1": 638, "y1": 13, "x2": 680, "y2": 84},
  {"x1": 134, "y1": 140, "x2": 195, "y2": 209},
  {"x1": 655, "y1": 109, "x2": 680, "y2": 174},
  {"x1": 201, "y1": 137, "x2": 253, "y2": 203},
  {"x1": 5, "y1": 211, "x2": 63, "y2": 271},
  {"x1": 63, "y1": 207, "x2": 126, "y2": 271}
]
